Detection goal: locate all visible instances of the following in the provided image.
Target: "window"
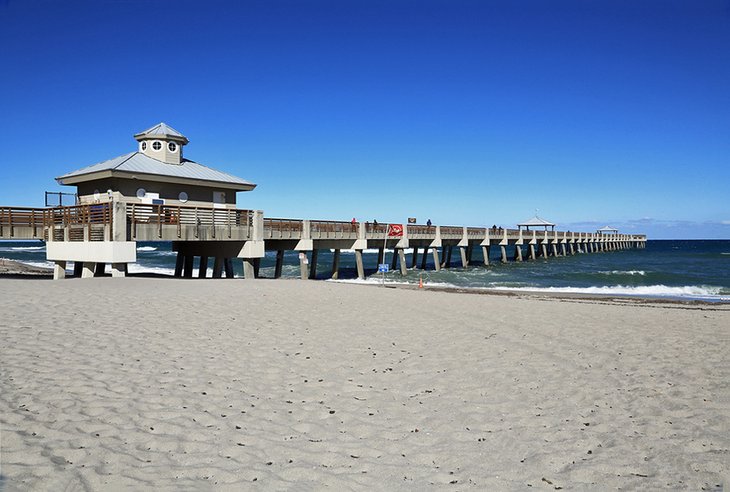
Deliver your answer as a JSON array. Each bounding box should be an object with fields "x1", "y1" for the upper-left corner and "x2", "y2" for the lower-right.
[
  {"x1": 168, "y1": 142, "x2": 177, "y2": 152},
  {"x1": 152, "y1": 141, "x2": 162, "y2": 151},
  {"x1": 141, "y1": 141, "x2": 147, "y2": 151},
  {"x1": 136, "y1": 188, "x2": 146, "y2": 199}
]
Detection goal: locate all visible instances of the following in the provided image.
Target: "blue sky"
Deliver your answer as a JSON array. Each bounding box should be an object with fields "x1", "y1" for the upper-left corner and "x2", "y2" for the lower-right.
[{"x1": 1, "y1": 0, "x2": 728, "y2": 239}]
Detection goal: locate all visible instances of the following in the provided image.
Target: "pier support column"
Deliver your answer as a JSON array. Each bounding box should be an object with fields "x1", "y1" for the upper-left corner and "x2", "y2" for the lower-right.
[
  {"x1": 309, "y1": 249, "x2": 319, "y2": 279},
  {"x1": 111, "y1": 263, "x2": 126, "y2": 278},
  {"x1": 569, "y1": 243, "x2": 575, "y2": 255},
  {"x1": 213, "y1": 257, "x2": 223, "y2": 278},
  {"x1": 198, "y1": 256, "x2": 208, "y2": 278},
  {"x1": 500, "y1": 245, "x2": 507, "y2": 263},
  {"x1": 82, "y1": 262, "x2": 95, "y2": 279},
  {"x1": 421, "y1": 247, "x2": 429, "y2": 269},
  {"x1": 331, "y1": 249, "x2": 341, "y2": 279},
  {"x1": 551, "y1": 244, "x2": 558, "y2": 257},
  {"x1": 242, "y1": 259, "x2": 255, "y2": 279},
  {"x1": 377, "y1": 248, "x2": 385, "y2": 266},
  {"x1": 390, "y1": 249, "x2": 398, "y2": 271},
  {"x1": 274, "y1": 250, "x2": 285, "y2": 279},
  {"x1": 482, "y1": 246, "x2": 490, "y2": 266},
  {"x1": 355, "y1": 250, "x2": 365, "y2": 279},
  {"x1": 94, "y1": 263, "x2": 106, "y2": 277},
  {"x1": 224, "y1": 258, "x2": 234, "y2": 278},
  {"x1": 466, "y1": 245, "x2": 473, "y2": 265},
  {"x1": 529, "y1": 244, "x2": 536, "y2": 260},
  {"x1": 432, "y1": 248, "x2": 441, "y2": 271},
  {"x1": 299, "y1": 252, "x2": 308, "y2": 280},
  {"x1": 541, "y1": 244, "x2": 548, "y2": 258},
  {"x1": 398, "y1": 249, "x2": 407, "y2": 275},
  {"x1": 442, "y1": 246, "x2": 453, "y2": 268},
  {"x1": 459, "y1": 247, "x2": 468, "y2": 268},
  {"x1": 174, "y1": 252, "x2": 184, "y2": 277},
  {"x1": 253, "y1": 258, "x2": 261, "y2": 278},
  {"x1": 514, "y1": 245, "x2": 523, "y2": 262},
  {"x1": 411, "y1": 247, "x2": 419, "y2": 269},
  {"x1": 53, "y1": 261, "x2": 66, "y2": 280},
  {"x1": 561, "y1": 244, "x2": 567, "y2": 256},
  {"x1": 183, "y1": 255, "x2": 194, "y2": 278},
  {"x1": 73, "y1": 261, "x2": 84, "y2": 278}
]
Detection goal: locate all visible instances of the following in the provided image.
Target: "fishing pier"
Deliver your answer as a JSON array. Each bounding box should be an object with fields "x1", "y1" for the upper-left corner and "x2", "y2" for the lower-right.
[
  {"x1": 0, "y1": 123, "x2": 646, "y2": 280},
  {"x1": 0, "y1": 202, "x2": 646, "y2": 280}
]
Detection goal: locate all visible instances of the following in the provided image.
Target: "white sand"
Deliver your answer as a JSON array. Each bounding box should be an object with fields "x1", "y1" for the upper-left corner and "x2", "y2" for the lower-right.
[{"x1": 1, "y1": 278, "x2": 728, "y2": 490}]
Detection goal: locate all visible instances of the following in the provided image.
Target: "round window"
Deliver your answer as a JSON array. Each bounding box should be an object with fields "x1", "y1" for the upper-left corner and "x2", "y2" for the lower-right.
[
  {"x1": 178, "y1": 192, "x2": 188, "y2": 203},
  {"x1": 141, "y1": 141, "x2": 147, "y2": 151},
  {"x1": 152, "y1": 141, "x2": 162, "y2": 151},
  {"x1": 136, "y1": 188, "x2": 146, "y2": 199},
  {"x1": 168, "y1": 142, "x2": 177, "y2": 152}
]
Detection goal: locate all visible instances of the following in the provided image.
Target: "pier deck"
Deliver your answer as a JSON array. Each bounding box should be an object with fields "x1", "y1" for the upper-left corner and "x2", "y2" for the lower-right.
[{"x1": 0, "y1": 203, "x2": 647, "y2": 280}]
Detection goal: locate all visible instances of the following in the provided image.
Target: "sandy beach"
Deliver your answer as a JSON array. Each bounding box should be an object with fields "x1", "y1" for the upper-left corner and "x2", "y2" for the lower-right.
[{"x1": 1, "y1": 277, "x2": 728, "y2": 490}]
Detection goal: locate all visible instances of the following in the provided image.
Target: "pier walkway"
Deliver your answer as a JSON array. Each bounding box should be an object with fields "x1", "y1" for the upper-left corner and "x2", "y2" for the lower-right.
[{"x1": 0, "y1": 202, "x2": 647, "y2": 280}]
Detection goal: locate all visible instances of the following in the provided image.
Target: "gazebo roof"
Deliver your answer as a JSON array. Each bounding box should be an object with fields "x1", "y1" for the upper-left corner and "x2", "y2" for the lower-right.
[
  {"x1": 597, "y1": 226, "x2": 619, "y2": 232},
  {"x1": 56, "y1": 151, "x2": 256, "y2": 191},
  {"x1": 134, "y1": 122, "x2": 189, "y2": 144},
  {"x1": 517, "y1": 215, "x2": 556, "y2": 227}
]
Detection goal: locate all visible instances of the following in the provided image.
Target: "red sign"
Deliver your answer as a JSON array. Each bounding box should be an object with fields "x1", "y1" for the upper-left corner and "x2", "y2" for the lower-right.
[{"x1": 387, "y1": 224, "x2": 404, "y2": 237}]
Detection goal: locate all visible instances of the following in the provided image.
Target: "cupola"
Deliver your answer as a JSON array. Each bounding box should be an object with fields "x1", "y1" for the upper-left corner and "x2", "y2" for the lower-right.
[{"x1": 134, "y1": 122, "x2": 189, "y2": 165}]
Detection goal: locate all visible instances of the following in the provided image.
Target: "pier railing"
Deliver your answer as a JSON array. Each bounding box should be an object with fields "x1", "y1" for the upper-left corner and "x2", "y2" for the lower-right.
[
  {"x1": 0, "y1": 204, "x2": 112, "y2": 241},
  {"x1": 127, "y1": 203, "x2": 254, "y2": 241},
  {"x1": 1, "y1": 202, "x2": 649, "y2": 247},
  {"x1": 263, "y1": 218, "x2": 304, "y2": 239}
]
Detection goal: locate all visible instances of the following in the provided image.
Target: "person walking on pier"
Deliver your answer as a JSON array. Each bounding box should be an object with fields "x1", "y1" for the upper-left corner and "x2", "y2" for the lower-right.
[{"x1": 427, "y1": 218, "x2": 432, "y2": 228}]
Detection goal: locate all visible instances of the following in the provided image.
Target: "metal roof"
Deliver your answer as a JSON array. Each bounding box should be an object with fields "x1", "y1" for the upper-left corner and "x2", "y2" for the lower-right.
[
  {"x1": 56, "y1": 152, "x2": 256, "y2": 189},
  {"x1": 517, "y1": 215, "x2": 556, "y2": 227},
  {"x1": 134, "y1": 122, "x2": 189, "y2": 143},
  {"x1": 597, "y1": 226, "x2": 619, "y2": 232}
]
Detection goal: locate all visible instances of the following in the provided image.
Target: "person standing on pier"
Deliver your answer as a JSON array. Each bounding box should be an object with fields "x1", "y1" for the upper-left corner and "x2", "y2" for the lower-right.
[{"x1": 427, "y1": 218, "x2": 432, "y2": 228}]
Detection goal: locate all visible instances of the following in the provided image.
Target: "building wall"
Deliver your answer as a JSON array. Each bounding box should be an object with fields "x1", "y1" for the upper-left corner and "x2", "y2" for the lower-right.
[
  {"x1": 139, "y1": 139, "x2": 182, "y2": 164},
  {"x1": 76, "y1": 178, "x2": 237, "y2": 207}
]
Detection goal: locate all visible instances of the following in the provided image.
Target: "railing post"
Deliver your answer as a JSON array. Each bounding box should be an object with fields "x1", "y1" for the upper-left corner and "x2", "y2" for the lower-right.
[
  {"x1": 112, "y1": 200, "x2": 127, "y2": 242},
  {"x1": 195, "y1": 207, "x2": 199, "y2": 239},
  {"x1": 158, "y1": 205, "x2": 162, "y2": 238},
  {"x1": 8, "y1": 208, "x2": 13, "y2": 238},
  {"x1": 177, "y1": 206, "x2": 181, "y2": 238},
  {"x1": 211, "y1": 207, "x2": 216, "y2": 239}
]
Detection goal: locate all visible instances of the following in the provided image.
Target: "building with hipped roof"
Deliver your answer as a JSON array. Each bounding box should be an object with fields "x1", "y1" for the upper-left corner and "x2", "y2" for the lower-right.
[{"x1": 57, "y1": 122, "x2": 255, "y2": 208}]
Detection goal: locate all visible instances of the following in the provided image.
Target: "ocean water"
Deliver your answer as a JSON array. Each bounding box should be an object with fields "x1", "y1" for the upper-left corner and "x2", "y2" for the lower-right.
[{"x1": 1, "y1": 240, "x2": 729, "y2": 302}]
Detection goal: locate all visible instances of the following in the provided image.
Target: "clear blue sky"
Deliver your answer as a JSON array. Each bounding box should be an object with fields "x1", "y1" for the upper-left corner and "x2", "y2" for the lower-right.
[{"x1": 1, "y1": 0, "x2": 728, "y2": 239}]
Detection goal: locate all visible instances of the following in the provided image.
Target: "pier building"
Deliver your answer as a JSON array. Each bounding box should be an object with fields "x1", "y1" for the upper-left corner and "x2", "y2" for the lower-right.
[{"x1": 0, "y1": 124, "x2": 647, "y2": 280}]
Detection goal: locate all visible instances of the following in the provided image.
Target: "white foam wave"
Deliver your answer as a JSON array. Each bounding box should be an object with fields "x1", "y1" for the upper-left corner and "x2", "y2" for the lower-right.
[
  {"x1": 330, "y1": 248, "x2": 415, "y2": 254},
  {"x1": 331, "y1": 278, "x2": 727, "y2": 301},
  {"x1": 136, "y1": 246, "x2": 158, "y2": 252},
  {"x1": 126, "y1": 264, "x2": 176, "y2": 276},
  {"x1": 10, "y1": 246, "x2": 45, "y2": 251},
  {"x1": 598, "y1": 270, "x2": 646, "y2": 276},
  {"x1": 489, "y1": 284, "x2": 724, "y2": 299}
]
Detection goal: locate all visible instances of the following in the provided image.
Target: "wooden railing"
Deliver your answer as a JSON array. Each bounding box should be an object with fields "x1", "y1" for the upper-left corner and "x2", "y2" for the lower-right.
[
  {"x1": 263, "y1": 218, "x2": 303, "y2": 240},
  {"x1": 127, "y1": 204, "x2": 253, "y2": 240},
  {"x1": 0, "y1": 204, "x2": 112, "y2": 241},
  {"x1": 0, "y1": 202, "x2": 648, "y2": 245}
]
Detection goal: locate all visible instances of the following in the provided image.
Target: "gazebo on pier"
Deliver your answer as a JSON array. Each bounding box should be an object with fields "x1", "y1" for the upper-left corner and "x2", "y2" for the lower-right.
[
  {"x1": 517, "y1": 215, "x2": 556, "y2": 232},
  {"x1": 597, "y1": 226, "x2": 619, "y2": 235}
]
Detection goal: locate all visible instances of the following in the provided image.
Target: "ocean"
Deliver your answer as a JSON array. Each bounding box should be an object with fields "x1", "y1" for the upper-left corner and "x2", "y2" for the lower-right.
[{"x1": 1, "y1": 240, "x2": 729, "y2": 302}]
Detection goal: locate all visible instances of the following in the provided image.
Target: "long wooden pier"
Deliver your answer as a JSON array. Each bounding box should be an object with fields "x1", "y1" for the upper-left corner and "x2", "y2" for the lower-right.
[{"x1": 0, "y1": 202, "x2": 647, "y2": 280}]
